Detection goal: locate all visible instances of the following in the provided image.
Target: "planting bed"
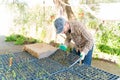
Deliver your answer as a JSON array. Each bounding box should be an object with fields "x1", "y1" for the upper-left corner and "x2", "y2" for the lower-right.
[{"x1": 0, "y1": 50, "x2": 120, "y2": 80}]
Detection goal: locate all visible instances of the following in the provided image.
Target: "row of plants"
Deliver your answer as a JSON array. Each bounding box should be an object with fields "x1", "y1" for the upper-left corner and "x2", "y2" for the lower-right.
[{"x1": 5, "y1": 34, "x2": 37, "y2": 45}]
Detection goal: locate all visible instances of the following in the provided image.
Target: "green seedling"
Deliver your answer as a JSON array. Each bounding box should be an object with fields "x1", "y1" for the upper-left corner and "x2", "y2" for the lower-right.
[
  {"x1": 12, "y1": 70, "x2": 16, "y2": 78},
  {"x1": 2, "y1": 77, "x2": 5, "y2": 80}
]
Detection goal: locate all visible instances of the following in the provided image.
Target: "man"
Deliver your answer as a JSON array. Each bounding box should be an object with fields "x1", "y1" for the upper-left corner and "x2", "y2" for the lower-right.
[{"x1": 54, "y1": 17, "x2": 94, "y2": 65}]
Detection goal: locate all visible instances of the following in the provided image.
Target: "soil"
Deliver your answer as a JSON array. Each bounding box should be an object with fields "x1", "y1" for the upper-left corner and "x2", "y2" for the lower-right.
[
  {"x1": 49, "y1": 49, "x2": 80, "y2": 66},
  {"x1": 0, "y1": 35, "x2": 120, "y2": 76}
]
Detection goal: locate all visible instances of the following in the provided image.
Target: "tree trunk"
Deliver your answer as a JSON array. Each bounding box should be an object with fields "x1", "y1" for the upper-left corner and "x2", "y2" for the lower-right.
[
  {"x1": 53, "y1": 0, "x2": 75, "y2": 20},
  {"x1": 64, "y1": 0, "x2": 75, "y2": 20}
]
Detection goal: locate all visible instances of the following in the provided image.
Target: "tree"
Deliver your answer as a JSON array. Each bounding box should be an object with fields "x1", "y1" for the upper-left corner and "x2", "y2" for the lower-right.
[{"x1": 53, "y1": 0, "x2": 75, "y2": 20}]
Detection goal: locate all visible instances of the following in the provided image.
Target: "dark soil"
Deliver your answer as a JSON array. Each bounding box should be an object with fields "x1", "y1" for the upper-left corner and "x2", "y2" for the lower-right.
[{"x1": 49, "y1": 49, "x2": 79, "y2": 66}]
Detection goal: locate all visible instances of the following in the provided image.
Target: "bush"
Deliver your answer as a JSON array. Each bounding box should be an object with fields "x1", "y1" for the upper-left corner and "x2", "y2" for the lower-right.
[
  {"x1": 14, "y1": 36, "x2": 26, "y2": 45},
  {"x1": 98, "y1": 44, "x2": 120, "y2": 55},
  {"x1": 5, "y1": 34, "x2": 21, "y2": 42},
  {"x1": 95, "y1": 22, "x2": 120, "y2": 56},
  {"x1": 5, "y1": 34, "x2": 37, "y2": 45},
  {"x1": 88, "y1": 20, "x2": 98, "y2": 29}
]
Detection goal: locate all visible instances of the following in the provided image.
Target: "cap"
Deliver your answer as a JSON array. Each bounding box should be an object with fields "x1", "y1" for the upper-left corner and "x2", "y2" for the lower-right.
[{"x1": 54, "y1": 17, "x2": 66, "y2": 34}]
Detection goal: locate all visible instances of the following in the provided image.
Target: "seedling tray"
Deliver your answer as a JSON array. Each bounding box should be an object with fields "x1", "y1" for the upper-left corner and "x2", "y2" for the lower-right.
[
  {"x1": 0, "y1": 50, "x2": 120, "y2": 80},
  {"x1": 70, "y1": 64, "x2": 120, "y2": 80},
  {"x1": 47, "y1": 70, "x2": 84, "y2": 80},
  {"x1": 49, "y1": 49, "x2": 80, "y2": 66}
]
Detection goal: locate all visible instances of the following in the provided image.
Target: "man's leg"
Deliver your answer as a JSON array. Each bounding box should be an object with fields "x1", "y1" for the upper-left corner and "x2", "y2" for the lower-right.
[{"x1": 82, "y1": 47, "x2": 94, "y2": 66}]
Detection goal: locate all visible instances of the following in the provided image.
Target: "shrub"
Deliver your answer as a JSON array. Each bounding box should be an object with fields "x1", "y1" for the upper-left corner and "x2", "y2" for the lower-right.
[
  {"x1": 98, "y1": 44, "x2": 120, "y2": 55},
  {"x1": 5, "y1": 34, "x2": 37, "y2": 45},
  {"x1": 14, "y1": 36, "x2": 26, "y2": 45},
  {"x1": 5, "y1": 34, "x2": 21, "y2": 42}
]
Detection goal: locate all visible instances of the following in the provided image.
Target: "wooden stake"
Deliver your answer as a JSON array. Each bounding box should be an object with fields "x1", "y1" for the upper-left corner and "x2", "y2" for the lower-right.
[{"x1": 9, "y1": 57, "x2": 13, "y2": 67}]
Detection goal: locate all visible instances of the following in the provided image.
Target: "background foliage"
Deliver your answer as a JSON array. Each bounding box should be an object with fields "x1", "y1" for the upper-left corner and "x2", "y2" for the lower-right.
[{"x1": 4, "y1": 0, "x2": 120, "y2": 56}]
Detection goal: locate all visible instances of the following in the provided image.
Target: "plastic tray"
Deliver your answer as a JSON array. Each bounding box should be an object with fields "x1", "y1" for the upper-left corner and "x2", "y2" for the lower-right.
[
  {"x1": 70, "y1": 64, "x2": 120, "y2": 80},
  {"x1": 0, "y1": 51, "x2": 119, "y2": 80}
]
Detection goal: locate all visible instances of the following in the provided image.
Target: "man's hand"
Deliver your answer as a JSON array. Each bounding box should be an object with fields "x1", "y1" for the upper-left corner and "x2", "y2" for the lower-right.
[
  {"x1": 59, "y1": 44, "x2": 67, "y2": 51},
  {"x1": 80, "y1": 52, "x2": 86, "y2": 60}
]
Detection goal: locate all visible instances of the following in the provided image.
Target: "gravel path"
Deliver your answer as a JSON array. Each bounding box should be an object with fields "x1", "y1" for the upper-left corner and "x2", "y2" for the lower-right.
[
  {"x1": 0, "y1": 35, "x2": 120, "y2": 76},
  {"x1": 0, "y1": 35, "x2": 23, "y2": 54}
]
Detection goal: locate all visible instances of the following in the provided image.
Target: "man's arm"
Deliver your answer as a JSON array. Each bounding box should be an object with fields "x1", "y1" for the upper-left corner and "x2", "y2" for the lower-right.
[{"x1": 79, "y1": 23, "x2": 94, "y2": 55}]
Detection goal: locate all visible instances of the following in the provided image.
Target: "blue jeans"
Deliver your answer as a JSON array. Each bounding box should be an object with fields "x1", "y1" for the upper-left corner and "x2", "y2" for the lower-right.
[{"x1": 72, "y1": 47, "x2": 93, "y2": 66}]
